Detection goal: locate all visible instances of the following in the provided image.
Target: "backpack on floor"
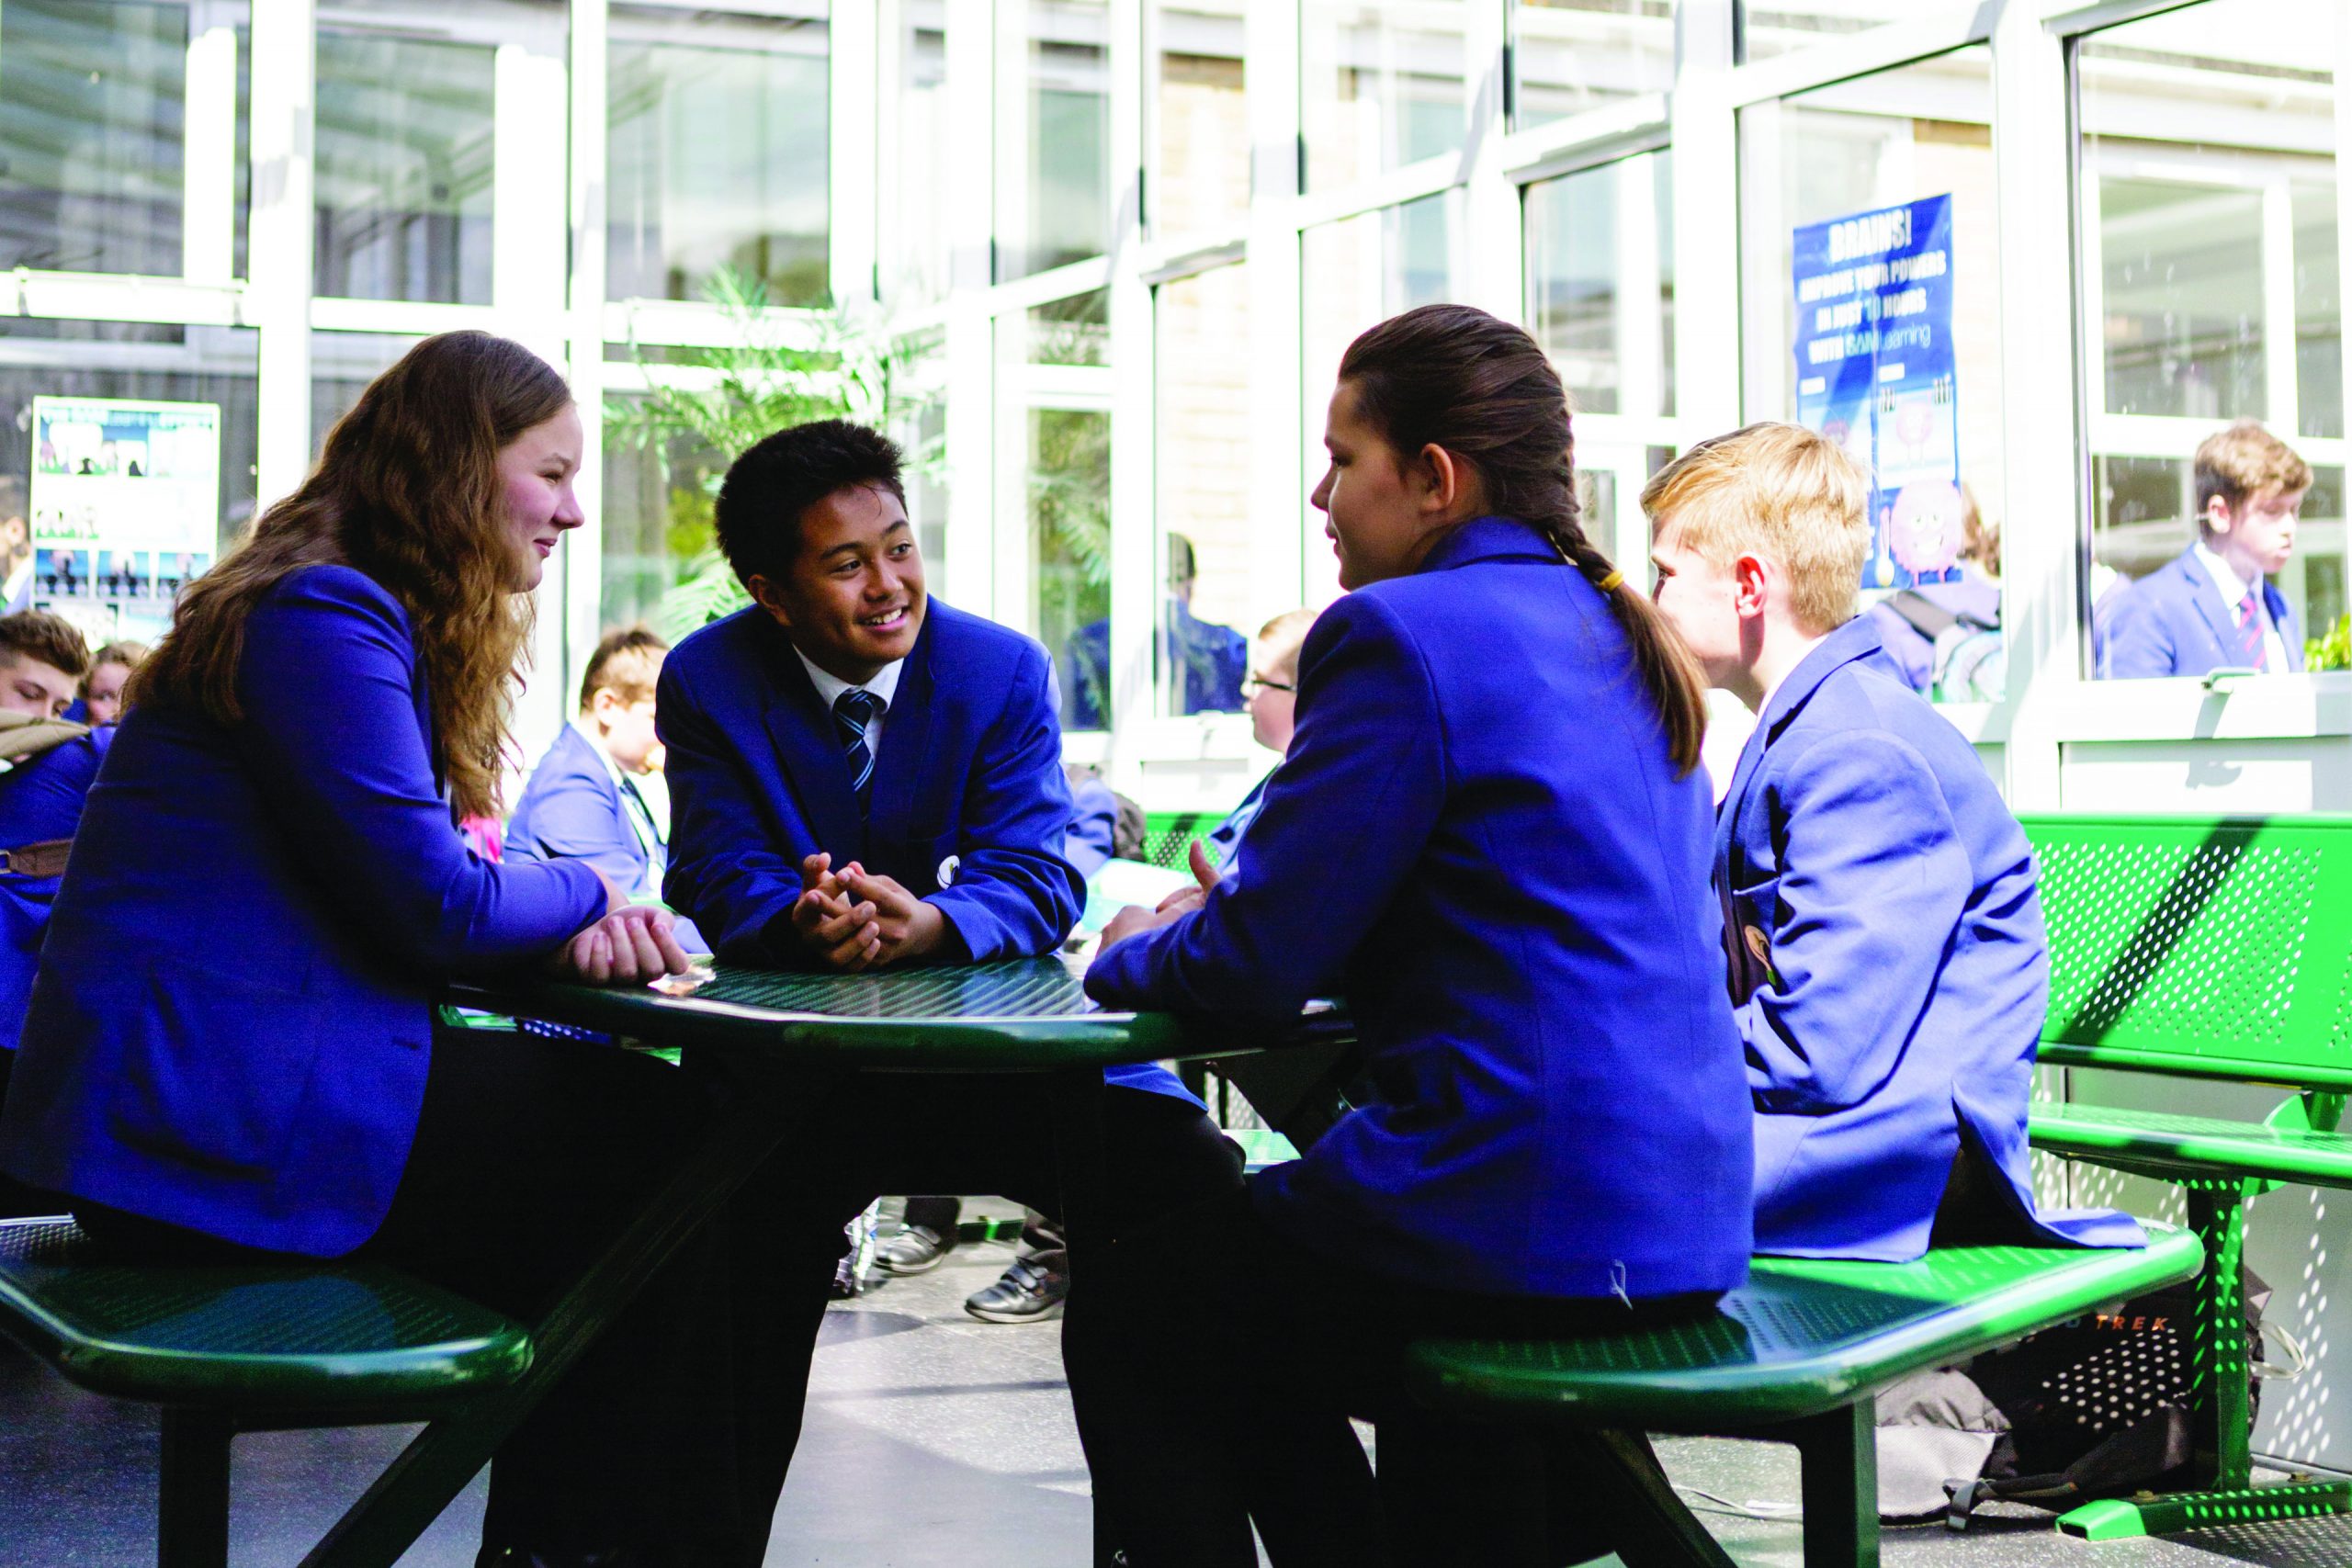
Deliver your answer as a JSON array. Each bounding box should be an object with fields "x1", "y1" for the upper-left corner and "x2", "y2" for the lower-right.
[{"x1": 1873, "y1": 1266, "x2": 2297, "y2": 1527}]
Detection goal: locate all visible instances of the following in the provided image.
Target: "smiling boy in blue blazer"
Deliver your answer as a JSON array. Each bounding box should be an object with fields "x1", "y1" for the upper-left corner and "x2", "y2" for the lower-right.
[
  {"x1": 658, "y1": 419, "x2": 1238, "y2": 1529},
  {"x1": 1646, "y1": 423, "x2": 2141, "y2": 1260},
  {"x1": 2104, "y1": 420, "x2": 2309, "y2": 681}
]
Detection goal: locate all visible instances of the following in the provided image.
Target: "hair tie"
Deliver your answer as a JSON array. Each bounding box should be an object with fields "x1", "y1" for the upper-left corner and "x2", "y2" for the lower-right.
[{"x1": 1594, "y1": 569, "x2": 1624, "y2": 592}]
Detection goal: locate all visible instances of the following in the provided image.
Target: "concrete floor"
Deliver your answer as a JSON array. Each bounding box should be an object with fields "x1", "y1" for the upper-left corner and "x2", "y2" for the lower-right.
[{"x1": 4, "y1": 1231, "x2": 2351, "y2": 1567}]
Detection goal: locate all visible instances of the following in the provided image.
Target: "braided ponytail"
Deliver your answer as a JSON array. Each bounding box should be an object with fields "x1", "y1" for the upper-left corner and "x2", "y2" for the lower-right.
[{"x1": 1338, "y1": 304, "x2": 1708, "y2": 774}]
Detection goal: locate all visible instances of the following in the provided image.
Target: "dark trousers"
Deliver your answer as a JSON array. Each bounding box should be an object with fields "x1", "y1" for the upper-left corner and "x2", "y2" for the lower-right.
[
  {"x1": 1085, "y1": 1183, "x2": 1714, "y2": 1568},
  {"x1": 75, "y1": 1028, "x2": 784, "y2": 1568},
  {"x1": 0, "y1": 1048, "x2": 59, "y2": 1220},
  {"x1": 733, "y1": 1078, "x2": 1243, "y2": 1550}
]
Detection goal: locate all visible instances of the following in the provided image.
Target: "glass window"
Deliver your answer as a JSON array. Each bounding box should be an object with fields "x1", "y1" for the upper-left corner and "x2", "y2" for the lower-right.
[
  {"x1": 311, "y1": 332, "x2": 424, "y2": 452},
  {"x1": 1302, "y1": 193, "x2": 1460, "y2": 399},
  {"x1": 601, "y1": 387, "x2": 726, "y2": 635},
  {"x1": 1156, "y1": 265, "x2": 1257, "y2": 720},
  {"x1": 0, "y1": 1, "x2": 188, "y2": 276},
  {"x1": 1738, "y1": 4, "x2": 1917, "y2": 62},
  {"x1": 883, "y1": 5, "x2": 951, "y2": 309},
  {"x1": 999, "y1": 0, "x2": 1112, "y2": 282},
  {"x1": 1511, "y1": 2, "x2": 1677, "y2": 132},
  {"x1": 314, "y1": 14, "x2": 499, "y2": 304},
  {"x1": 0, "y1": 321, "x2": 257, "y2": 637},
  {"x1": 1524, "y1": 149, "x2": 1675, "y2": 417},
  {"x1": 2080, "y1": 0, "x2": 2344, "y2": 678},
  {"x1": 1029, "y1": 403, "x2": 1114, "y2": 729},
  {"x1": 607, "y1": 5, "x2": 830, "y2": 307},
  {"x1": 1300, "y1": 0, "x2": 1466, "y2": 192},
  {"x1": 1741, "y1": 45, "x2": 2004, "y2": 703},
  {"x1": 1301, "y1": 193, "x2": 1463, "y2": 601},
  {"x1": 1154, "y1": 3, "x2": 1250, "y2": 241},
  {"x1": 1026, "y1": 288, "x2": 1110, "y2": 367}
]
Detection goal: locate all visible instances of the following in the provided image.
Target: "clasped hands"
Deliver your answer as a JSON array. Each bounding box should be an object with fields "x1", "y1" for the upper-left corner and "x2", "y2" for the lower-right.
[
  {"x1": 1096, "y1": 840, "x2": 1222, "y2": 953},
  {"x1": 786, "y1": 852, "x2": 950, "y2": 972},
  {"x1": 551, "y1": 868, "x2": 694, "y2": 985}
]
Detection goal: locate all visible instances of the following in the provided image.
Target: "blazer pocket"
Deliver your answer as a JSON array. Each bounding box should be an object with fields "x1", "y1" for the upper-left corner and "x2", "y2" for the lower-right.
[{"x1": 107, "y1": 954, "x2": 326, "y2": 1179}]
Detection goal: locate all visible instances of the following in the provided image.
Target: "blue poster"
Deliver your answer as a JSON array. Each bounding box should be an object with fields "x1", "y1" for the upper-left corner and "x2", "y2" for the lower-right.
[{"x1": 1792, "y1": 195, "x2": 1964, "y2": 590}]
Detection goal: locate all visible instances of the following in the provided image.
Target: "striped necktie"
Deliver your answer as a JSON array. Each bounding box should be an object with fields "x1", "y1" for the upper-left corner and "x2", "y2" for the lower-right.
[
  {"x1": 833, "y1": 688, "x2": 885, "y2": 814},
  {"x1": 2235, "y1": 589, "x2": 2268, "y2": 671}
]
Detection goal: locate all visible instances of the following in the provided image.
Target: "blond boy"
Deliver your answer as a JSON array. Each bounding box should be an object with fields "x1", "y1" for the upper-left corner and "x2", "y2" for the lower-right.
[{"x1": 1645, "y1": 423, "x2": 2138, "y2": 1259}]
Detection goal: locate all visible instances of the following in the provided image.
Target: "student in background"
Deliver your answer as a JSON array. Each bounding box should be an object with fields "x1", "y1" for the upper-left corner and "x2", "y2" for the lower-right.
[
  {"x1": 0, "y1": 332, "x2": 786, "y2": 1565},
  {"x1": 1200, "y1": 605, "x2": 1317, "y2": 880},
  {"x1": 0, "y1": 611, "x2": 98, "y2": 1216},
  {"x1": 507, "y1": 625, "x2": 702, "y2": 953},
  {"x1": 0, "y1": 480, "x2": 31, "y2": 614},
  {"x1": 76, "y1": 639, "x2": 148, "y2": 726},
  {"x1": 2106, "y1": 420, "x2": 2308, "y2": 679},
  {"x1": 1081, "y1": 304, "x2": 1752, "y2": 1565},
  {"x1": 656, "y1": 418, "x2": 1241, "y2": 1531},
  {"x1": 1645, "y1": 422, "x2": 2142, "y2": 1261},
  {"x1": 1060, "y1": 533, "x2": 1250, "y2": 728}
]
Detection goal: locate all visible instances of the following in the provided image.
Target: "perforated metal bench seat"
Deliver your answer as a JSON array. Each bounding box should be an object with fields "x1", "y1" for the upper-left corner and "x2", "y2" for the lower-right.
[
  {"x1": 1404, "y1": 1225, "x2": 2202, "y2": 1429},
  {"x1": 0, "y1": 1215, "x2": 531, "y2": 1412},
  {"x1": 2031, "y1": 1102, "x2": 2352, "y2": 1188}
]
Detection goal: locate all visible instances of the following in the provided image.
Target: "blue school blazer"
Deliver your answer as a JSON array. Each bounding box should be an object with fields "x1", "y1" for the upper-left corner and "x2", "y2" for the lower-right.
[
  {"x1": 1720, "y1": 615, "x2": 2144, "y2": 1260},
  {"x1": 2105, "y1": 547, "x2": 2303, "y2": 680},
  {"x1": 661, "y1": 599, "x2": 1192, "y2": 1102},
  {"x1": 1087, "y1": 518, "x2": 1754, "y2": 1300},
  {"x1": 507, "y1": 724, "x2": 705, "y2": 953},
  {"x1": 0, "y1": 566, "x2": 606, "y2": 1256},
  {"x1": 0, "y1": 728, "x2": 112, "y2": 1052}
]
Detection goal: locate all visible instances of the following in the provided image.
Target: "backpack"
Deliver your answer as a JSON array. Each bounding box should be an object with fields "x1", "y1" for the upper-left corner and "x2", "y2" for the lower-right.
[
  {"x1": 1883, "y1": 589, "x2": 2006, "y2": 704},
  {"x1": 0, "y1": 712, "x2": 91, "y2": 876},
  {"x1": 0, "y1": 711, "x2": 86, "y2": 770},
  {"x1": 1874, "y1": 1265, "x2": 2295, "y2": 1527}
]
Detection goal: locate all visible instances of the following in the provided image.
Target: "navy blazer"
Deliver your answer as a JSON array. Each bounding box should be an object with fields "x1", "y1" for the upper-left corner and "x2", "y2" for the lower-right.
[
  {"x1": 1088, "y1": 518, "x2": 1754, "y2": 1301},
  {"x1": 1721, "y1": 616, "x2": 2143, "y2": 1260},
  {"x1": 2105, "y1": 547, "x2": 2304, "y2": 680},
  {"x1": 1065, "y1": 773, "x2": 1120, "y2": 880},
  {"x1": 0, "y1": 728, "x2": 111, "y2": 1052},
  {"x1": 661, "y1": 601, "x2": 1192, "y2": 1102},
  {"x1": 0, "y1": 566, "x2": 606, "y2": 1255},
  {"x1": 507, "y1": 724, "x2": 705, "y2": 953}
]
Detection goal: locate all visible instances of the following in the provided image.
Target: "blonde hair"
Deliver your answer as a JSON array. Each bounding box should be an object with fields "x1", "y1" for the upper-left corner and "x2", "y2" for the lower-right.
[
  {"x1": 1640, "y1": 423, "x2": 1870, "y2": 636},
  {"x1": 1253, "y1": 607, "x2": 1319, "y2": 685},
  {"x1": 2196, "y1": 421, "x2": 2311, "y2": 526}
]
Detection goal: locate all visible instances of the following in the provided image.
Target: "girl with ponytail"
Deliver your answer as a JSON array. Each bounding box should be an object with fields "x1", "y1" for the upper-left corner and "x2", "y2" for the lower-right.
[{"x1": 1081, "y1": 304, "x2": 1751, "y2": 1565}]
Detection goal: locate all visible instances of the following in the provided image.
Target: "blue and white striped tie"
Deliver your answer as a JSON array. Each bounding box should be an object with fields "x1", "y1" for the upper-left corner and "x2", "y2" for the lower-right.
[{"x1": 833, "y1": 687, "x2": 885, "y2": 814}]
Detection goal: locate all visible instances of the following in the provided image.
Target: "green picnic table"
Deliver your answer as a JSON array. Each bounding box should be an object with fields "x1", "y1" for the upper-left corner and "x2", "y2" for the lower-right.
[{"x1": 0, "y1": 955, "x2": 1333, "y2": 1568}]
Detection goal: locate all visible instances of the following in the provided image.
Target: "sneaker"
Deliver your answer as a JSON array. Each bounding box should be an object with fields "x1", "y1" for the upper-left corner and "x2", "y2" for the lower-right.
[
  {"x1": 876, "y1": 1223, "x2": 952, "y2": 1275},
  {"x1": 964, "y1": 1255, "x2": 1069, "y2": 1323}
]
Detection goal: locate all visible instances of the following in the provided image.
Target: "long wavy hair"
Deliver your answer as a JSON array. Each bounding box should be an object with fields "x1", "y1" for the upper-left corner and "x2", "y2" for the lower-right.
[
  {"x1": 130, "y1": 332, "x2": 569, "y2": 819},
  {"x1": 1337, "y1": 303, "x2": 1709, "y2": 774}
]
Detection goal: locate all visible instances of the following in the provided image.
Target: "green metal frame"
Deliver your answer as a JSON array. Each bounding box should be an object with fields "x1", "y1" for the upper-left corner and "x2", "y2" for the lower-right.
[{"x1": 2018, "y1": 812, "x2": 2352, "y2": 1542}]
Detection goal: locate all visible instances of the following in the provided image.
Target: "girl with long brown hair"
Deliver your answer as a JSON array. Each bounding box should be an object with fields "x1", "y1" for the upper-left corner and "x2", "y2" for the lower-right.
[
  {"x1": 0, "y1": 332, "x2": 776, "y2": 1563},
  {"x1": 1081, "y1": 304, "x2": 1750, "y2": 1564}
]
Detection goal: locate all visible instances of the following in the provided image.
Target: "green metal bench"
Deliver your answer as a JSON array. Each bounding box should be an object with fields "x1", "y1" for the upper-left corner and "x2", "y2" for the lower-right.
[
  {"x1": 2019, "y1": 811, "x2": 2352, "y2": 1541},
  {"x1": 1138, "y1": 809, "x2": 1217, "y2": 871},
  {"x1": 0, "y1": 1214, "x2": 531, "y2": 1568},
  {"x1": 1406, "y1": 1228, "x2": 2202, "y2": 1567}
]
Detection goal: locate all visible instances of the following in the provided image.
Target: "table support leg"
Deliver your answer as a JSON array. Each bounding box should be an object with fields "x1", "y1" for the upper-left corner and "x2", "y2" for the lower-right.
[
  {"x1": 158, "y1": 1408, "x2": 233, "y2": 1568},
  {"x1": 296, "y1": 1100, "x2": 785, "y2": 1568}
]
